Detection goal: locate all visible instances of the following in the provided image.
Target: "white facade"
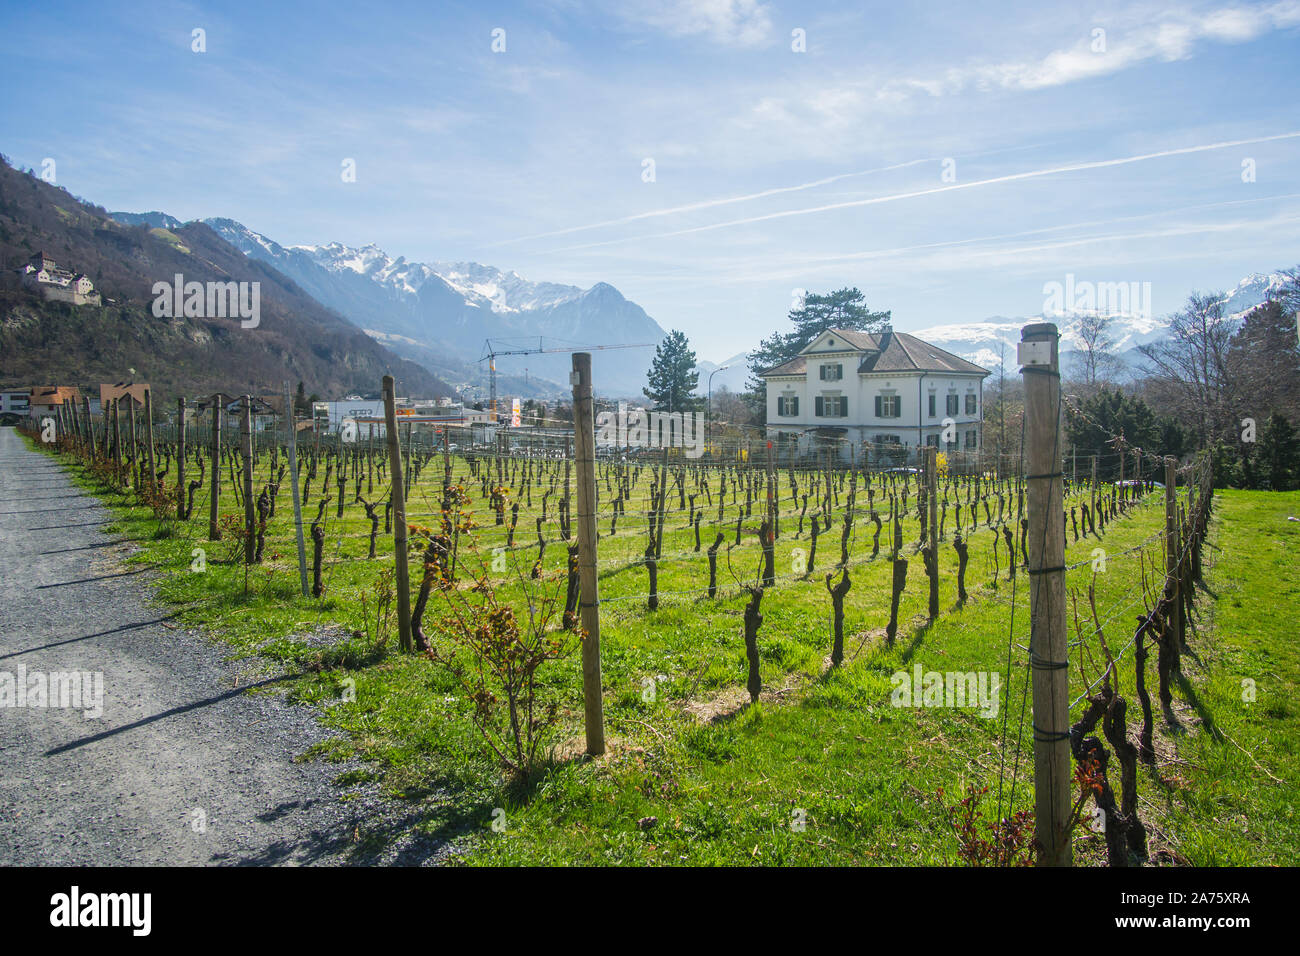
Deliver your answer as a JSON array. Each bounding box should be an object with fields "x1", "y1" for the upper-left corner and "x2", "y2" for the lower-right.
[
  {"x1": 1, "y1": 390, "x2": 31, "y2": 416},
  {"x1": 761, "y1": 329, "x2": 989, "y2": 460}
]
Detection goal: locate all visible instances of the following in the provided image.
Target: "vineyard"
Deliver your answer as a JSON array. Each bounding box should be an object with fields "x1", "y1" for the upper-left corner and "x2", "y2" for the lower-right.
[{"x1": 20, "y1": 350, "x2": 1293, "y2": 867}]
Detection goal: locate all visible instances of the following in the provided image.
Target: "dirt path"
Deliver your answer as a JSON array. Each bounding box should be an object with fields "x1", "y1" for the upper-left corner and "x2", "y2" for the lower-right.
[{"x1": 0, "y1": 427, "x2": 445, "y2": 865}]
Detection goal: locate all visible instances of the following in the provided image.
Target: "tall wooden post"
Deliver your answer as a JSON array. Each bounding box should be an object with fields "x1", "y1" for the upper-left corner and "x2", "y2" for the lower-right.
[
  {"x1": 766, "y1": 439, "x2": 777, "y2": 539},
  {"x1": 126, "y1": 400, "x2": 137, "y2": 490},
  {"x1": 1164, "y1": 458, "x2": 1182, "y2": 670},
  {"x1": 83, "y1": 395, "x2": 96, "y2": 458},
  {"x1": 383, "y1": 376, "x2": 413, "y2": 652},
  {"x1": 208, "y1": 396, "x2": 222, "y2": 540},
  {"x1": 1090, "y1": 455, "x2": 1098, "y2": 521},
  {"x1": 571, "y1": 353, "x2": 606, "y2": 756},
  {"x1": 144, "y1": 387, "x2": 157, "y2": 493},
  {"x1": 284, "y1": 382, "x2": 310, "y2": 597},
  {"x1": 111, "y1": 399, "x2": 122, "y2": 483},
  {"x1": 241, "y1": 396, "x2": 255, "y2": 564},
  {"x1": 176, "y1": 397, "x2": 187, "y2": 517},
  {"x1": 1020, "y1": 323, "x2": 1071, "y2": 867},
  {"x1": 926, "y1": 445, "x2": 940, "y2": 621}
]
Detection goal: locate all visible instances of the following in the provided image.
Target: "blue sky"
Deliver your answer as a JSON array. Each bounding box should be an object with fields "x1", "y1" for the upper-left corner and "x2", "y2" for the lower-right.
[{"x1": 3, "y1": 0, "x2": 1299, "y2": 360}]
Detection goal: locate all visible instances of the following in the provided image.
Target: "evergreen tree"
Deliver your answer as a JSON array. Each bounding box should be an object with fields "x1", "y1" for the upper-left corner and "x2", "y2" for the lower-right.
[
  {"x1": 293, "y1": 381, "x2": 309, "y2": 417},
  {"x1": 1227, "y1": 299, "x2": 1300, "y2": 425},
  {"x1": 746, "y1": 288, "x2": 891, "y2": 418},
  {"x1": 1254, "y1": 414, "x2": 1300, "y2": 490},
  {"x1": 1065, "y1": 388, "x2": 1184, "y2": 479},
  {"x1": 643, "y1": 329, "x2": 700, "y2": 412}
]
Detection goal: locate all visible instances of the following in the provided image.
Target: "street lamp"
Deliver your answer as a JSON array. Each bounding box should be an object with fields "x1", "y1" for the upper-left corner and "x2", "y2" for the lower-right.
[{"x1": 707, "y1": 364, "x2": 730, "y2": 456}]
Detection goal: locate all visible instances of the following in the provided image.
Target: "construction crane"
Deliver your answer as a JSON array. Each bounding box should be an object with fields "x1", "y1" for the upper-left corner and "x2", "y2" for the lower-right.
[{"x1": 479, "y1": 337, "x2": 654, "y2": 422}]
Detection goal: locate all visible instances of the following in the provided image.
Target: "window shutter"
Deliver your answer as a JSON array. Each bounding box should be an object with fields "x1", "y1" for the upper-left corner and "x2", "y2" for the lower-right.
[
  {"x1": 815, "y1": 396, "x2": 824, "y2": 417},
  {"x1": 839, "y1": 397, "x2": 848, "y2": 417},
  {"x1": 791, "y1": 397, "x2": 798, "y2": 416},
  {"x1": 874, "y1": 395, "x2": 882, "y2": 417}
]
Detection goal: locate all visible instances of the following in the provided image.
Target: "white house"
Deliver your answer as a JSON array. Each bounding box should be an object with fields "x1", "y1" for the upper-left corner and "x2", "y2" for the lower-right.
[
  {"x1": 759, "y1": 328, "x2": 990, "y2": 461},
  {"x1": 1, "y1": 389, "x2": 30, "y2": 414}
]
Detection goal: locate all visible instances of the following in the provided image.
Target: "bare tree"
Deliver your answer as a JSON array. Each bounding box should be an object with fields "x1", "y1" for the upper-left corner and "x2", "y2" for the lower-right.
[
  {"x1": 1137, "y1": 293, "x2": 1235, "y2": 446},
  {"x1": 1074, "y1": 312, "x2": 1120, "y2": 386}
]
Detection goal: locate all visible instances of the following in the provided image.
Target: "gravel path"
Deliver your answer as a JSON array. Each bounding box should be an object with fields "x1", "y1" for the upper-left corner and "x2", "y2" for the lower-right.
[{"x1": 0, "y1": 427, "x2": 450, "y2": 865}]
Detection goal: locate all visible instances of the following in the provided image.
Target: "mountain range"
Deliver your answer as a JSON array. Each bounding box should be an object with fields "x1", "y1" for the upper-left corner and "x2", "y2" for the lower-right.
[
  {"x1": 192, "y1": 218, "x2": 665, "y2": 397},
  {"x1": 0, "y1": 159, "x2": 451, "y2": 401},
  {"x1": 9, "y1": 166, "x2": 1288, "y2": 404}
]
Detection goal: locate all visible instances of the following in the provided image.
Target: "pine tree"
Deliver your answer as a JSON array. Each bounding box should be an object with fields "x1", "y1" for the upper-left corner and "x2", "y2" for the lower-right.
[
  {"x1": 1255, "y1": 414, "x2": 1300, "y2": 490},
  {"x1": 1065, "y1": 388, "x2": 1186, "y2": 479},
  {"x1": 746, "y1": 287, "x2": 891, "y2": 408},
  {"x1": 1227, "y1": 299, "x2": 1300, "y2": 425},
  {"x1": 644, "y1": 329, "x2": 700, "y2": 412}
]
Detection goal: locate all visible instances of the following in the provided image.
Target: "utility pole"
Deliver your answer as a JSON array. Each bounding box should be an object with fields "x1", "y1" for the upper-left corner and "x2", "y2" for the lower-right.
[
  {"x1": 571, "y1": 352, "x2": 605, "y2": 756},
  {"x1": 383, "y1": 375, "x2": 413, "y2": 652},
  {"x1": 1020, "y1": 322, "x2": 1071, "y2": 867}
]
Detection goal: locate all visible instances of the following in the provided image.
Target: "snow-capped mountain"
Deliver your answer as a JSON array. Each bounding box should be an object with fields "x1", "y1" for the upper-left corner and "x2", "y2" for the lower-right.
[
  {"x1": 914, "y1": 270, "x2": 1292, "y2": 376},
  {"x1": 704, "y1": 270, "x2": 1292, "y2": 387},
  {"x1": 192, "y1": 219, "x2": 665, "y2": 394},
  {"x1": 291, "y1": 241, "x2": 584, "y2": 315},
  {"x1": 696, "y1": 353, "x2": 753, "y2": 394},
  {"x1": 1220, "y1": 272, "x2": 1293, "y2": 318}
]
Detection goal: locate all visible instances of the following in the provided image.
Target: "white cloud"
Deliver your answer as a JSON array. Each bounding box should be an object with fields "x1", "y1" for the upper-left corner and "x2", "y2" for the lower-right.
[
  {"x1": 896, "y1": 2, "x2": 1300, "y2": 97},
  {"x1": 621, "y1": 0, "x2": 774, "y2": 48}
]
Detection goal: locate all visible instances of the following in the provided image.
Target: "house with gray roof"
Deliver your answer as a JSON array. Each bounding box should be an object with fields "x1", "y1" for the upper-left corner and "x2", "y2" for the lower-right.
[{"x1": 758, "y1": 328, "x2": 990, "y2": 461}]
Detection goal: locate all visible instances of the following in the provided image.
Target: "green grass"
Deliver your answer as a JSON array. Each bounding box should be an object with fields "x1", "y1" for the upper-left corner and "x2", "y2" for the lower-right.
[{"x1": 24, "y1": 430, "x2": 1298, "y2": 865}]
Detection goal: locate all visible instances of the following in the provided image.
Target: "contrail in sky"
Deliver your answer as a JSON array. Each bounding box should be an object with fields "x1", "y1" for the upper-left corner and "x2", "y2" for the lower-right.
[
  {"x1": 539, "y1": 131, "x2": 1300, "y2": 255},
  {"x1": 487, "y1": 158, "x2": 938, "y2": 246}
]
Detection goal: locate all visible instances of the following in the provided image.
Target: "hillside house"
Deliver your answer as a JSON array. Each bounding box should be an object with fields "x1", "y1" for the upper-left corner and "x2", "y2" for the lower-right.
[
  {"x1": 20, "y1": 252, "x2": 101, "y2": 306},
  {"x1": 758, "y1": 329, "x2": 990, "y2": 462}
]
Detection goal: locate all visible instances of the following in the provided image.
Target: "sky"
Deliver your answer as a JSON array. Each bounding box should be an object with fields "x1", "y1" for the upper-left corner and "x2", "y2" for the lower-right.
[{"x1": 2, "y1": 0, "x2": 1299, "y2": 361}]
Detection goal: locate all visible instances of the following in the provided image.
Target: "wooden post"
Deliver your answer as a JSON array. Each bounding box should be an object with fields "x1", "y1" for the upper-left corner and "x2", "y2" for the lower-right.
[
  {"x1": 926, "y1": 445, "x2": 940, "y2": 621},
  {"x1": 144, "y1": 387, "x2": 157, "y2": 493},
  {"x1": 383, "y1": 375, "x2": 413, "y2": 652},
  {"x1": 571, "y1": 352, "x2": 606, "y2": 756},
  {"x1": 208, "y1": 396, "x2": 222, "y2": 539},
  {"x1": 241, "y1": 396, "x2": 255, "y2": 564},
  {"x1": 1020, "y1": 322, "x2": 1071, "y2": 867},
  {"x1": 176, "y1": 397, "x2": 186, "y2": 517},
  {"x1": 284, "y1": 382, "x2": 310, "y2": 597},
  {"x1": 111, "y1": 399, "x2": 122, "y2": 483},
  {"x1": 126, "y1": 400, "x2": 137, "y2": 490},
  {"x1": 83, "y1": 395, "x2": 96, "y2": 458},
  {"x1": 1164, "y1": 458, "x2": 1182, "y2": 670}
]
